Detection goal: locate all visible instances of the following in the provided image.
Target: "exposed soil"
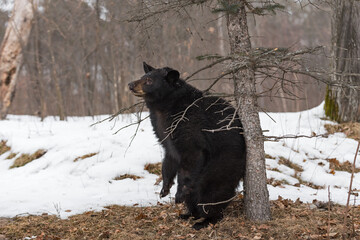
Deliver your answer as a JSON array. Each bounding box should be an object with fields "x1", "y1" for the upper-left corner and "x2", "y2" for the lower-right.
[{"x1": 0, "y1": 198, "x2": 359, "y2": 240}]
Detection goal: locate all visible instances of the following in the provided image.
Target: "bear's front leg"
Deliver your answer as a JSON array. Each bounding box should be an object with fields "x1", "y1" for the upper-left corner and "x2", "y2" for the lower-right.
[{"x1": 160, "y1": 153, "x2": 179, "y2": 198}]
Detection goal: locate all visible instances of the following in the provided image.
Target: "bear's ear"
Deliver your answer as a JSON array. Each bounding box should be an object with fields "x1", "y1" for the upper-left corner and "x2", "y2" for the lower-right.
[
  {"x1": 143, "y1": 62, "x2": 155, "y2": 73},
  {"x1": 166, "y1": 70, "x2": 180, "y2": 84}
]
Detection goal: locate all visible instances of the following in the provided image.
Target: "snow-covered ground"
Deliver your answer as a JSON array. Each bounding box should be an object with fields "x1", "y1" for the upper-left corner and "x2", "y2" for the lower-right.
[{"x1": 0, "y1": 102, "x2": 359, "y2": 219}]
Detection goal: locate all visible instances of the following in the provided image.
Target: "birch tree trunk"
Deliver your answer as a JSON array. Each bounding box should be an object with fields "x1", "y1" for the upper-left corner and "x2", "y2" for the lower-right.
[
  {"x1": 0, "y1": 0, "x2": 34, "y2": 119},
  {"x1": 325, "y1": 0, "x2": 360, "y2": 122},
  {"x1": 226, "y1": 0, "x2": 271, "y2": 221}
]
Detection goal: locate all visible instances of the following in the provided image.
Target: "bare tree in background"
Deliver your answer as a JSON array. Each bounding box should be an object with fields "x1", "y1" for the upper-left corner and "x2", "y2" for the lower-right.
[
  {"x1": 325, "y1": 0, "x2": 360, "y2": 123},
  {"x1": 0, "y1": 0, "x2": 330, "y2": 117},
  {"x1": 32, "y1": 2, "x2": 46, "y2": 120},
  {"x1": 0, "y1": 0, "x2": 34, "y2": 119}
]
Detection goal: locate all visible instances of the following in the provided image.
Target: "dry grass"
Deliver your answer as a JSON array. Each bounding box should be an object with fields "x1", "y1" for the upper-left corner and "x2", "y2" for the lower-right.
[
  {"x1": 0, "y1": 198, "x2": 359, "y2": 239},
  {"x1": 278, "y1": 156, "x2": 304, "y2": 172},
  {"x1": 73, "y1": 153, "x2": 98, "y2": 162},
  {"x1": 327, "y1": 158, "x2": 360, "y2": 174},
  {"x1": 269, "y1": 167, "x2": 281, "y2": 172},
  {"x1": 293, "y1": 177, "x2": 325, "y2": 190},
  {"x1": 9, "y1": 149, "x2": 47, "y2": 169},
  {"x1": 267, "y1": 178, "x2": 289, "y2": 187},
  {"x1": 290, "y1": 167, "x2": 325, "y2": 190},
  {"x1": 144, "y1": 162, "x2": 163, "y2": 185},
  {"x1": 5, "y1": 153, "x2": 17, "y2": 160},
  {"x1": 113, "y1": 174, "x2": 143, "y2": 181},
  {"x1": 265, "y1": 153, "x2": 276, "y2": 160},
  {"x1": 144, "y1": 162, "x2": 162, "y2": 176},
  {"x1": 324, "y1": 122, "x2": 360, "y2": 141},
  {"x1": 0, "y1": 140, "x2": 10, "y2": 156}
]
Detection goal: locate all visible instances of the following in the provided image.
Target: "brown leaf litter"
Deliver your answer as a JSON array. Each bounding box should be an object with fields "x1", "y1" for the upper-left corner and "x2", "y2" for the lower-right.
[
  {"x1": 324, "y1": 122, "x2": 360, "y2": 141},
  {"x1": 0, "y1": 198, "x2": 359, "y2": 239}
]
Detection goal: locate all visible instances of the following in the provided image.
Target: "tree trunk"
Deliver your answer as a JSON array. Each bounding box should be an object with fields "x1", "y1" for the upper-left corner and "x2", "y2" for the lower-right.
[
  {"x1": 325, "y1": 0, "x2": 360, "y2": 122},
  {"x1": 47, "y1": 30, "x2": 65, "y2": 120},
  {"x1": 0, "y1": 0, "x2": 34, "y2": 119},
  {"x1": 217, "y1": 12, "x2": 226, "y2": 56},
  {"x1": 226, "y1": 0, "x2": 271, "y2": 221},
  {"x1": 33, "y1": 2, "x2": 46, "y2": 120}
]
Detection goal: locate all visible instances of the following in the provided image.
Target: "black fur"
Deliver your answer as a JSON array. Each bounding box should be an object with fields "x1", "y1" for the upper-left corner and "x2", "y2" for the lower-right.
[{"x1": 128, "y1": 62, "x2": 246, "y2": 229}]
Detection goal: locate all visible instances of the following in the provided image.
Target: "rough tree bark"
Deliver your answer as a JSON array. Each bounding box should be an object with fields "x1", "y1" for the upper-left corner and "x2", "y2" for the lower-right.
[
  {"x1": 325, "y1": 0, "x2": 360, "y2": 122},
  {"x1": 0, "y1": 0, "x2": 34, "y2": 119},
  {"x1": 226, "y1": 0, "x2": 271, "y2": 221}
]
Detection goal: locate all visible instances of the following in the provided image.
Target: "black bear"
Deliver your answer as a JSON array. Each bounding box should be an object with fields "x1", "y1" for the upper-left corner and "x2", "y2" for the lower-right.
[{"x1": 128, "y1": 62, "x2": 246, "y2": 229}]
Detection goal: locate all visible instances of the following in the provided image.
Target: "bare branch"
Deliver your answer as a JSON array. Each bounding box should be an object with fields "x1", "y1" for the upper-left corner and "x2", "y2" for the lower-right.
[
  {"x1": 161, "y1": 97, "x2": 204, "y2": 142},
  {"x1": 198, "y1": 194, "x2": 239, "y2": 214},
  {"x1": 114, "y1": 115, "x2": 149, "y2": 135},
  {"x1": 265, "y1": 133, "x2": 329, "y2": 141},
  {"x1": 185, "y1": 56, "x2": 231, "y2": 81},
  {"x1": 127, "y1": 0, "x2": 209, "y2": 23},
  {"x1": 91, "y1": 101, "x2": 145, "y2": 127}
]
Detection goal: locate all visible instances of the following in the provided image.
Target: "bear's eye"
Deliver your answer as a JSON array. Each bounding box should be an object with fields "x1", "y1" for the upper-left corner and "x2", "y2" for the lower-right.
[{"x1": 145, "y1": 78, "x2": 153, "y2": 85}]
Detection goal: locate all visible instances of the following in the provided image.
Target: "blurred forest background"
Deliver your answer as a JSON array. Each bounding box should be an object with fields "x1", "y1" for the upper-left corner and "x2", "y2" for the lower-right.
[{"x1": 0, "y1": 0, "x2": 330, "y2": 117}]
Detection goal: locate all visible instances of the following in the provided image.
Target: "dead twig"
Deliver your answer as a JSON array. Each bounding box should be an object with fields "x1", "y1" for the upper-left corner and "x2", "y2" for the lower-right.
[
  {"x1": 127, "y1": 0, "x2": 208, "y2": 23},
  {"x1": 202, "y1": 70, "x2": 234, "y2": 93},
  {"x1": 198, "y1": 195, "x2": 238, "y2": 214},
  {"x1": 185, "y1": 56, "x2": 232, "y2": 81},
  {"x1": 327, "y1": 186, "x2": 331, "y2": 240},
  {"x1": 265, "y1": 133, "x2": 329, "y2": 141},
  {"x1": 342, "y1": 141, "x2": 360, "y2": 239},
  {"x1": 161, "y1": 97, "x2": 204, "y2": 143},
  {"x1": 91, "y1": 101, "x2": 145, "y2": 127}
]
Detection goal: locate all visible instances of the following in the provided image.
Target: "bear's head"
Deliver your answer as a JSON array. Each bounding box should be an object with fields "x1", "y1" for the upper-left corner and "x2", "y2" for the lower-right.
[{"x1": 128, "y1": 62, "x2": 181, "y2": 102}]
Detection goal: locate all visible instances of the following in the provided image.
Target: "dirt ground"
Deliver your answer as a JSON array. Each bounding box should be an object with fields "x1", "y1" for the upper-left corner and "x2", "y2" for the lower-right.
[{"x1": 0, "y1": 197, "x2": 359, "y2": 240}]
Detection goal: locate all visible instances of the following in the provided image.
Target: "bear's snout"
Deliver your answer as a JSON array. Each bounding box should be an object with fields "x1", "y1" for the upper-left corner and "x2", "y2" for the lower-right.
[
  {"x1": 128, "y1": 82, "x2": 135, "y2": 91},
  {"x1": 128, "y1": 80, "x2": 145, "y2": 97}
]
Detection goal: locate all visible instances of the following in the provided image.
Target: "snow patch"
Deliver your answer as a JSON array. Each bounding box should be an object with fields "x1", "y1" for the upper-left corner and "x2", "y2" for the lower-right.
[{"x1": 0, "y1": 102, "x2": 359, "y2": 218}]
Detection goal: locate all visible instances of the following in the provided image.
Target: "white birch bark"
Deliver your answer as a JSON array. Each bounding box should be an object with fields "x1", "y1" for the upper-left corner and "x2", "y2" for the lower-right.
[{"x1": 0, "y1": 0, "x2": 35, "y2": 119}]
